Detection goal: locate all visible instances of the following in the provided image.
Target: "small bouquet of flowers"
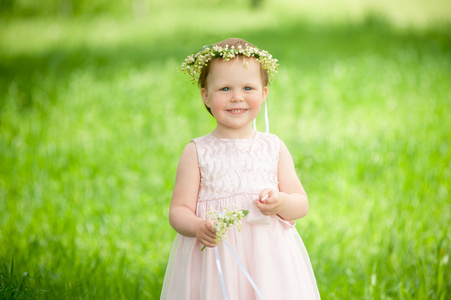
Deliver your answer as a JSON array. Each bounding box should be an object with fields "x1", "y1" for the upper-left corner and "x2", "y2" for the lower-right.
[{"x1": 201, "y1": 206, "x2": 248, "y2": 251}]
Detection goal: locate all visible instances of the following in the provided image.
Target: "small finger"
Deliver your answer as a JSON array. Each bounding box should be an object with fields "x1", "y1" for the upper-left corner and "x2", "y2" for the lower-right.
[
  {"x1": 259, "y1": 194, "x2": 270, "y2": 203},
  {"x1": 202, "y1": 233, "x2": 215, "y2": 243},
  {"x1": 206, "y1": 231, "x2": 216, "y2": 239},
  {"x1": 204, "y1": 237, "x2": 215, "y2": 246},
  {"x1": 208, "y1": 223, "x2": 216, "y2": 234}
]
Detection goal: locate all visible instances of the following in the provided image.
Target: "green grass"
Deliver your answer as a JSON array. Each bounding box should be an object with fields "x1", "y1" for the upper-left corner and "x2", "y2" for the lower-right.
[{"x1": 1, "y1": 1, "x2": 451, "y2": 299}]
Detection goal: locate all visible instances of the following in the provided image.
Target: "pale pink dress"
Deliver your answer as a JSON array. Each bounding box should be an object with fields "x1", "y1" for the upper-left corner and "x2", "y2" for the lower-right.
[{"x1": 161, "y1": 132, "x2": 320, "y2": 300}]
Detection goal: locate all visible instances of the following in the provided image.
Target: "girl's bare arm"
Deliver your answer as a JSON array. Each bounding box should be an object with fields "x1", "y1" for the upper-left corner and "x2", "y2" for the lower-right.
[
  {"x1": 256, "y1": 140, "x2": 309, "y2": 221},
  {"x1": 169, "y1": 142, "x2": 216, "y2": 247}
]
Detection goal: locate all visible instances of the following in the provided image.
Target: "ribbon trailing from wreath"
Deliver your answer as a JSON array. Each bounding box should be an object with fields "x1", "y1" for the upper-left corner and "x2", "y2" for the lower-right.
[{"x1": 253, "y1": 101, "x2": 270, "y2": 134}]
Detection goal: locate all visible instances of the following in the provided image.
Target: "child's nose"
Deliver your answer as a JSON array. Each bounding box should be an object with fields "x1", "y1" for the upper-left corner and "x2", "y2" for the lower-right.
[{"x1": 230, "y1": 91, "x2": 244, "y2": 102}]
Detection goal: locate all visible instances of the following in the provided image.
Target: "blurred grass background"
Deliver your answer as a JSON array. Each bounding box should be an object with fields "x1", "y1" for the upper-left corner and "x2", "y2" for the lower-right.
[{"x1": 1, "y1": 0, "x2": 450, "y2": 298}]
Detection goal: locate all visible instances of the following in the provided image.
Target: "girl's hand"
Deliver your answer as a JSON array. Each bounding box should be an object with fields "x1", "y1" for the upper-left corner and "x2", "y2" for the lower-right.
[
  {"x1": 255, "y1": 188, "x2": 283, "y2": 216},
  {"x1": 196, "y1": 219, "x2": 217, "y2": 248}
]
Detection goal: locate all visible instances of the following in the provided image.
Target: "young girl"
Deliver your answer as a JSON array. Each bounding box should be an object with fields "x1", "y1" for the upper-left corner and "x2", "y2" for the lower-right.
[{"x1": 161, "y1": 38, "x2": 320, "y2": 300}]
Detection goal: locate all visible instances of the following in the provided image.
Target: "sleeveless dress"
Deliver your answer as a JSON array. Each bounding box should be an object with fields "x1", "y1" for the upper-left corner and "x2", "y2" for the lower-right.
[{"x1": 161, "y1": 132, "x2": 320, "y2": 300}]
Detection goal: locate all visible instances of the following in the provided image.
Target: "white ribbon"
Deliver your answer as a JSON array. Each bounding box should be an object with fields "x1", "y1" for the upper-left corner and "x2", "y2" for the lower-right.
[
  {"x1": 253, "y1": 101, "x2": 270, "y2": 134},
  {"x1": 264, "y1": 101, "x2": 269, "y2": 134},
  {"x1": 224, "y1": 241, "x2": 266, "y2": 300},
  {"x1": 214, "y1": 247, "x2": 228, "y2": 300},
  {"x1": 213, "y1": 241, "x2": 266, "y2": 300}
]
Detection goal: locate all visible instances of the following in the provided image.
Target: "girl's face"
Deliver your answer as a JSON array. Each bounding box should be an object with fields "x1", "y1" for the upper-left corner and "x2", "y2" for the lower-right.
[{"x1": 201, "y1": 57, "x2": 268, "y2": 138}]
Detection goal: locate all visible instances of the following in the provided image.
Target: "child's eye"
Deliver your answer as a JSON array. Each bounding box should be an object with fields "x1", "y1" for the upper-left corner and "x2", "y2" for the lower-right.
[
  {"x1": 221, "y1": 87, "x2": 230, "y2": 91},
  {"x1": 244, "y1": 87, "x2": 253, "y2": 91}
]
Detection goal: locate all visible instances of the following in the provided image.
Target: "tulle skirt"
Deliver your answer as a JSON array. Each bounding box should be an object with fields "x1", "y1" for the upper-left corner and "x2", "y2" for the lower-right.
[{"x1": 160, "y1": 199, "x2": 320, "y2": 300}]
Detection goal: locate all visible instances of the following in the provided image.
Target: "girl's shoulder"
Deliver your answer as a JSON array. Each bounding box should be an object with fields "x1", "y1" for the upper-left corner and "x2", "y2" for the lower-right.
[
  {"x1": 191, "y1": 133, "x2": 214, "y2": 144},
  {"x1": 257, "y1": 131, "x2": 281, "y2": 142},
  {"x1": 256, "y1": 131, "x2": 283, "y2": 152},
  {"x1": 191, "y1": 133, "x2": 215, "y2": 152}
]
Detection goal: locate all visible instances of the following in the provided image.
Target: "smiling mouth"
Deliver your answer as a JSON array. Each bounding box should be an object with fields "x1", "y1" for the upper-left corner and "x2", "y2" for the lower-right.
[{"x1": 227, "y1": 109, "x2": 248, "y2": 115}]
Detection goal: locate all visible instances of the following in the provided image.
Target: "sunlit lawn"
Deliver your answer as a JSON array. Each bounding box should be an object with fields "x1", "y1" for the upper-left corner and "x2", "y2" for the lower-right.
[{"x1": 1, "y1": 1, "x2": 450, "y2": 298}]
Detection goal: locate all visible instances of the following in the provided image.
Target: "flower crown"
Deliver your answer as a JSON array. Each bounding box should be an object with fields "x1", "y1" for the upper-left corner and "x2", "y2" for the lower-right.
[{"x1": 181, "y1": 44, "x2": 279, "y2": 83}]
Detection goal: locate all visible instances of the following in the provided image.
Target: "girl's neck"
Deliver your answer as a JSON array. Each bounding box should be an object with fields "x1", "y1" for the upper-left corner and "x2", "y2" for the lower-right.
[{"x1": 212, "y1": 126, "x2": 256, "y2": 140}]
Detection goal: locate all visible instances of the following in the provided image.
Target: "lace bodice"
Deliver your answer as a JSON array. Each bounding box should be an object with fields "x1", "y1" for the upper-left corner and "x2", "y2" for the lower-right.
[{"x1": 193, "y1": 132, "x2": 280, "y2": 202}]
